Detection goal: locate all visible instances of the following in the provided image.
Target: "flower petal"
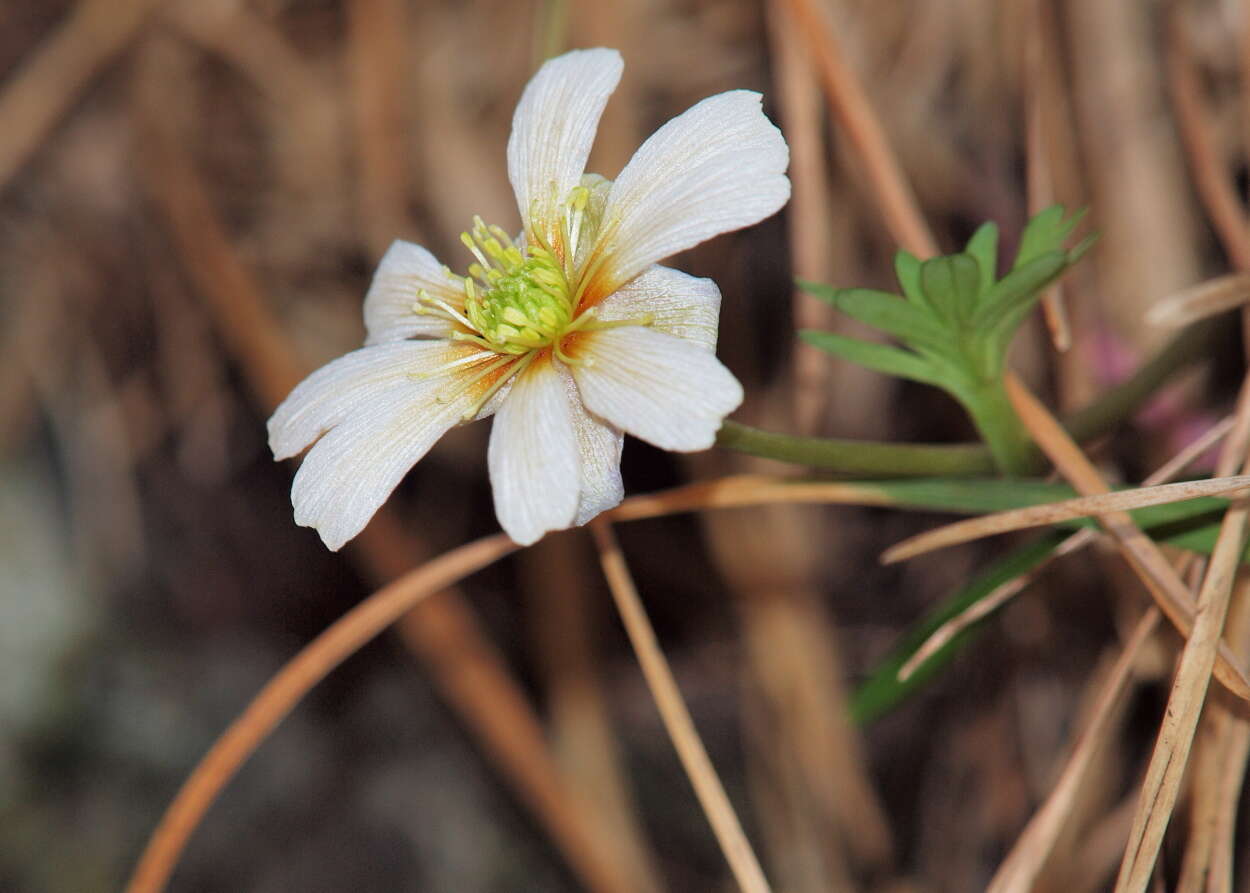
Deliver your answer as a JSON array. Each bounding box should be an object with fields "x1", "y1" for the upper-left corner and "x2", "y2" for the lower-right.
[
  {"x1": 290, "y1": 391, "x2": 470, "y2": 551},
  {"x1": 268, "y1": 341, "x2": 480, "y2": 460},
  {"x1": 488, "y1": 356, "x2": 581, "y2": 545},
  {"x1": 571, "y1": 326, "x2": 743, "y2": 451},
  {"x1": 589, "y1": 90, "x2": 789, "y2": 295},
  {"x1": 363, "y1": 240, "x2": 461, "y2": 344},
  {"x1": 558, "y1": 363, "x2": 624, "y2": 524},
  {"x1": 595, "y1": 264, "x2": 721, "y2": 352},
  {"x1": 507, "y1": 48, "x2": 622, "y2": 248}
]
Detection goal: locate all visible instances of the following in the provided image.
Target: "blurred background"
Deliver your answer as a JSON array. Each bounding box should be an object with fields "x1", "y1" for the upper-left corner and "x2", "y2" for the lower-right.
[{"x1": 4, "y1": 0, "x2": 1250, "y2": 890}]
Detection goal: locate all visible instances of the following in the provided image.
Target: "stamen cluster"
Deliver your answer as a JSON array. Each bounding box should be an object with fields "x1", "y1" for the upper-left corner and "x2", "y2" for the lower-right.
[{"x1": 458, "y1": 218, "x2": 573, "y2": 354}]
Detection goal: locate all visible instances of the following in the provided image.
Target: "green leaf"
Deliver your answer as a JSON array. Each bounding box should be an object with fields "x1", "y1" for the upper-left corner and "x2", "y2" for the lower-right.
[
  {"x1": 972, "y1": 250, "x2": 1069, "y2": 337},
  {"x1": 1068, "y1": 231, "x2": 1098, "y2": 265},
  {"x1": 920, "y1": 254, "x2": 981, "y2": 322},
  {"x1": 800, "y1": 330, "x2": 943, "y2": 386},
  {"x1": 799, "y1": 282, "x2": 949, "y2": 348},
  {"x1": 964, "y1": 222, "x2": 999, "y2": 298},
  {"x1": 894, "y1": 250, "x2": 927, "y2": 305},
  {"x1": 851, "y1": 534, "x2": 1064, "y2": 723},
  {"x1": 1015, "y1": 205, "x2": 1086, "y2": 270}
]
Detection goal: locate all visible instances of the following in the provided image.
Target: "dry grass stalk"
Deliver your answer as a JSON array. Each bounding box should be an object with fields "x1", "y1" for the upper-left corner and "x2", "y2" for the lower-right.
[
  {"x1": 0, "y1": 0, "x2": 161, "y2": 198},
  {"x1": 1003, "y1": 372, "x2": 1250, "y2": 701},
  {"x1": 899, "y1": 415, "x2": 1236, "y2": 683},
  {"x1": 590, "y1": 518, "x2": 774, "y2": 893},
  {"x1": 986, "y1": 606, "x2": 1161, "y2": 893},
  {"x1": 1147, "y1": 273, "x2": 1250, "y2": 328},
  {"x1": 767, "y1": 0, "x2": 840, "y2": 435},
  {"x1": 1025, "y1": 0, "x2": 1071, "y2": 352},
  {"x1": 1177, "y1": 578, "x2": 1250, "y2": 893},
  {"x1": 1166, "y1": 7, "x2": 1250, "y2": 272},
  {"x1": 777, "y1": 0, "x2": 937, "y2": 258},
  {"x1": 522, "y1": 536, "x2": 666, "y2": 893},
  {"x1": 1114, "y1": 493, "x2": 1250, "y2": 889},
  {"x1": 883, "y1": 475, "x2": 1250, "y2": 565},
  {"x1": 1114, "y1": 343, "x2": 1250, "y2": 890}
]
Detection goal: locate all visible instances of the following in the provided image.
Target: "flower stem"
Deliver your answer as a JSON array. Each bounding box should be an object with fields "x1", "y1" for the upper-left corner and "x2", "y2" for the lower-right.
[
  {"x1": 717, "y1": 317, "x2": 1220, "y2": 477},
  {"x1": 959, "y1": 380, "x2": 1034, "y2": 476},
  {"x1": 589, "y1": 519, "x2": 773, "y2": 893}
]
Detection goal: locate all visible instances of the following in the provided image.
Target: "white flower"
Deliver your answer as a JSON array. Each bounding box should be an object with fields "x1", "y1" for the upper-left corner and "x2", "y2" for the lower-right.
[{"x1": 268, "y1": 48, "x2": 790, "y2": 549}]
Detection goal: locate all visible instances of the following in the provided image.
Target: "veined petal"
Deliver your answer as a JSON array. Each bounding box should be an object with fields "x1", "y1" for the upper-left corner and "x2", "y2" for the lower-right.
[
  {"x1": 571, "y1": 327, "x2": 743, "y2": 451},
  {"x1": 508, "y1": 48, "x2": 622, "y2": 249},
  {"x1": 488, "y1": 355, "x2": 580, "y2": 545},
  {"x1": 268, "y1": 341, "x2": 482, "y2": 460},
  {"x1": 290, "y1": 380, "x2": 473, "y2": 550},
  {"x1": 595, "y1": 264, "x2": 721, "y2": 352},
  {"x1": 363, "y1": 240, "x2": 462, "y2": 344},
  {"x1": 558, "y1": 363, "x2": 624, "y2": 524},
  {"x1": 587, "y1": 90, "x2": 789, "y2": 296}
]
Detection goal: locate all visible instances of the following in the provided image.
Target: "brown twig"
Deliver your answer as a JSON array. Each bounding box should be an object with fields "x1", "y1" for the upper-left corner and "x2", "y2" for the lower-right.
[
  {"x1": 1165, "y1": 7, "x2": 1250, "y2": 272},
  {"x1": 882, "y1": 475, "x2": 1250, "y2": 566},
  {"x1": 1114, "y1": 352, "x2": 1250, "y2": 891},
  {"x1": 777, "y1": 0, "x2": 937, "y2": 259},
  {"x1": 899, "y1": 415, "x2": 1236, "y2": 684},
  {"x1": 1003, "y1": 373, "x2": 1250, "y2": 701},
  {"x1": 1025, "y1": 0, "x2": 1071, "y2": 352},
  {"x1": 987, "y1": 607, "x2": 1162, "y2": 893},
  {"x1": 767, "y1": 0, "x2": 839, "y2": 434},
  {"x1": 590, "y1": 518, "x2": 773, "y2": 893}
]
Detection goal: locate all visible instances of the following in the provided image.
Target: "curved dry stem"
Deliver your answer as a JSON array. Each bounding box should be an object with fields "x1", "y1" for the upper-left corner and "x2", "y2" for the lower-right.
[
  {"x1": 125, "y1": 533, "x2": 519, "y2": 893},
  {"x1": 122, "y1": 474, "x2": 903, "y2": 893}
]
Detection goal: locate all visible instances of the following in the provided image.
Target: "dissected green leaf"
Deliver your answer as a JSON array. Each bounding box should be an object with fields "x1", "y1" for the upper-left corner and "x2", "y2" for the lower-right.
[
  {"x1": 1014, "y1": 205, "x2": 1086, "y2": 270},
  {"x1": 920, "y1": 254, "x2": 981, "y2": 322},
  {"x1": 972, "y1": 251, "x2": 1069, "y2": 335},
  {"x1": 894, "y1": 250, "x2": 927, "y2": 306},
  {"x1": 799, "y1": 282, "x2": 948, "y2": 348},
  {"x1": 851, "y1": 534, "x2": 1064, "y2": 724},
  {"x1": 964, "y1": 222, "x2": 999, "y2": 298},
  {"x1": 799, "y1": 330, "x2": 942, "y2": 386}
]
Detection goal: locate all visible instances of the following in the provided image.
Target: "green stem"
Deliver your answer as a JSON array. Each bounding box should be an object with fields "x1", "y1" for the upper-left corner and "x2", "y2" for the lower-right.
[
  {"x1": 716, "y1": 316, "x2": 1220, "y2": 477},
  {"x1": 958, "y1": 381, "x2": 1033, "y2": 476}
]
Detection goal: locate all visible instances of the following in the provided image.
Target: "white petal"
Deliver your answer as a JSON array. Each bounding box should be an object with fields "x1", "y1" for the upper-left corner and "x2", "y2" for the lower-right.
[
  {"x1": 595, "y1": 264, "x2": 721, "y2": 352},
  {"x1": 287, "y1": 344, "x2": 512, "y2": 552},
  {"x1": 488, "y1": 356, "x2": 580, "y2": 545},
  {"x1": 363, "y1": 240, "x2": 461, "y2": 344},
  {"x1": 590, "y1": 91, "x2": 789, "y2": 294},
  {"x1": 507, "y1": 48, "x2": 622, "y2": 247},
  {"x1": 558, "y1": 363, "x2": 624, "y2": 524},
  {"x1": 571, "y1": 327, "x2": 743, "y2": 451},
  {"x1": 268, "y1": 341, "x2": 480, "y2": 460},
  {"x1": 290, "y1": 384, "x2": 471, "y2": 551}
]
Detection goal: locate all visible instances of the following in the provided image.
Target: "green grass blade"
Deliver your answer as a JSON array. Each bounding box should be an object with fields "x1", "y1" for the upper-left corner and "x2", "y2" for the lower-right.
[{"x1": 851, "y1": 533, "x2": 1065, "y2": 724}]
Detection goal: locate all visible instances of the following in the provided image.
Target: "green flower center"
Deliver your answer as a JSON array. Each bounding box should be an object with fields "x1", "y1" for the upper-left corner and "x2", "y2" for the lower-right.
[
  {"x1": 471, "y1": 255, "x2": 571, "y2": 354},
  {"x1": 453, "y1": 217, "x2": 575, "y2": 354}
]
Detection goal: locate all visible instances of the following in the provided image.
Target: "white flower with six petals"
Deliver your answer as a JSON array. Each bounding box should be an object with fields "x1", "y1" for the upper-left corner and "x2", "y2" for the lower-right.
[{"x1": 268, "y1": 48, "x2": 790, "y2": 549}]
